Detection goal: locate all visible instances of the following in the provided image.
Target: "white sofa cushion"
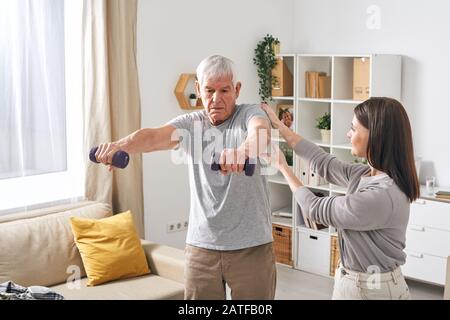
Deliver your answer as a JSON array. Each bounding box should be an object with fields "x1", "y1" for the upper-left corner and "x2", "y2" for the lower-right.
[{"x1": 50, "y1": 274, "x2": 184, "y2": 300}]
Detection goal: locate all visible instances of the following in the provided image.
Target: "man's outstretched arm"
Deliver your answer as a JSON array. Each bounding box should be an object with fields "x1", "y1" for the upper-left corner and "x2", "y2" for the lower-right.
[{"x1": 95, "y1": 124, "x2": 179, "y2": 168}]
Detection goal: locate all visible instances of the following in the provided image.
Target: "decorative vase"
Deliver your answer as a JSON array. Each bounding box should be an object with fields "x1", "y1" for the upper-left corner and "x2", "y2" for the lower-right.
[
  {"x1": 320, "y1": 129, "x2": 330, "y2": 144},
  {"x1": 272, "y1": 42, "x2": 280, "y2": 55}
]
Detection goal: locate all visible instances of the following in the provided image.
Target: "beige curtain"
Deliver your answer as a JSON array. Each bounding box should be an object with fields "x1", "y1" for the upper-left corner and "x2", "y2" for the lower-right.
[{"x1": 82, "y1": 0, "x2": 144, "y2": 237}]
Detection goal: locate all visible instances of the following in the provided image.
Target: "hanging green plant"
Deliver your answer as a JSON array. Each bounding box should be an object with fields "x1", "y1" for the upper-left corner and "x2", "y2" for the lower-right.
[{"x1": 253, "y1": 34, "x2": 280, "y2": 103}]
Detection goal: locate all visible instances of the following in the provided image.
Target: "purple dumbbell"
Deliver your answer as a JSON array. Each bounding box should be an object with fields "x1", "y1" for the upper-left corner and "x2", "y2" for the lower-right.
[
  {"x1": 89, "y1": 147, "x2": 130, "y2": 169},
  {"x1": 210, "y1": 152, "x2": 255, "y2": 176}
]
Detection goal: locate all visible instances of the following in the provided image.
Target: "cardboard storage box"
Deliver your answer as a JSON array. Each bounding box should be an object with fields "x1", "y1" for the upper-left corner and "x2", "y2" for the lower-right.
[
  {"x1": 353, "y1": 58, "x2": 370, "y2": 100},
  {"x1": 272, "y1": 58, "x2": 293, "y2": 97}
]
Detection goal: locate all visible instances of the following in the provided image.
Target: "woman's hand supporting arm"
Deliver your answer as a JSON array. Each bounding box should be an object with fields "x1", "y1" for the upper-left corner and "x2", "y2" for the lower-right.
[
  {"x1": 279, "y1": 163, "x2": 303, "y2": 193},
  {"x1": 277, "y1": 119, "x2": 302, "y2": 149},
  {"x1": 260, "y1": 104, "x2": 302, "y2": 149},
  {"x1": 260, "y1": 103, "x2": 303, "y2": 192}
]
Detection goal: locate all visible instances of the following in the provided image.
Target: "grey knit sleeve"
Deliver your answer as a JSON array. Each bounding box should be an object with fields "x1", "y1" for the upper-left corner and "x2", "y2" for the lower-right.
[
  {"x1": 294, "y1": 186, "x2": 394, "y2": 230},
  {"x1": 293, "y1": 139, "x2": 369, "y2": 188}
]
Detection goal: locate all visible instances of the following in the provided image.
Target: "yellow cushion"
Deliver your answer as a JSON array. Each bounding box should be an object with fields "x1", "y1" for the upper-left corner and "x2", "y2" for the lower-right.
[{"x1": 70, "y1": 211, "x2": 150, "y2": 286}]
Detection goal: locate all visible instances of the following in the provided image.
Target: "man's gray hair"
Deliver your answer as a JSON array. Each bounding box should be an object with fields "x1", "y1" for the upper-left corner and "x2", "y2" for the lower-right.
[{"x1": 196, "y1": 55, "x2": 238, "y2": 86}]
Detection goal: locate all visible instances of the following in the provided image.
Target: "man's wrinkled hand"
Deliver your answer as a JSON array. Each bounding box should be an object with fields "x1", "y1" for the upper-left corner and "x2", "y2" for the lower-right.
[
  {"x1": 218, "y1": 148, "x2": 247, "y2": 176},
  {"x1": 95, "y1": 142, "x2": 121, "y2": 171}
]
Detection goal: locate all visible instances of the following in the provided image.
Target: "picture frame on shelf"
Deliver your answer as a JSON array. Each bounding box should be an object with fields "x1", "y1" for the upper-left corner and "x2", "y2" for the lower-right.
[{"x1": 276, "y1": 104, "x2": 294, "y2": 130}]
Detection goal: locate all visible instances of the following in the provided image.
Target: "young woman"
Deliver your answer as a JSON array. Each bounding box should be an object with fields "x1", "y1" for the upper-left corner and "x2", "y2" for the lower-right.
[{"x1": 261, "y1": 97, "x2": 419, "y2": 300}]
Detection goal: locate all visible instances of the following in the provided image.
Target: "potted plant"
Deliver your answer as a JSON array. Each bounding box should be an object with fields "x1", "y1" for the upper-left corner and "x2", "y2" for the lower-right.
[
  {"x1": 279, "y1": 141, "x2": 293, "y2": 167},
  {"x1": 189, "y1": 93, "x2": 197, "y2": 107},
  {"x1": 253, "y1": 34, "x2": 280, "y2": 103},
  {"x1": 316, "y1": 112, "x2": 331, "y2": 143}
]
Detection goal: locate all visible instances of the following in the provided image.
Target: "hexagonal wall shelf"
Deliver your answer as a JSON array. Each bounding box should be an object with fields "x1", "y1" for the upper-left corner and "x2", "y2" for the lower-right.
[{"x1": 174, "y1": 73, "x2": 203, "y2": 110}]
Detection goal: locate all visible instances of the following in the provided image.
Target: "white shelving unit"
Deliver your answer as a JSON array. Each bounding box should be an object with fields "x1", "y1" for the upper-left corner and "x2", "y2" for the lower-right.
[{"x1": 268, "y1": 53, "x2": 402, "y2": 277}]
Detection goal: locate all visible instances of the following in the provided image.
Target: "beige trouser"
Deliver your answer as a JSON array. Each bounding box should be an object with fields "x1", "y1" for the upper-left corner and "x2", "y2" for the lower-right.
[
  {"x1": 332, "y1": 264, "x2": 411, "y2": 300},
  {"x1": 184, "y1": 242, "x2": 277, "y2": 300}
]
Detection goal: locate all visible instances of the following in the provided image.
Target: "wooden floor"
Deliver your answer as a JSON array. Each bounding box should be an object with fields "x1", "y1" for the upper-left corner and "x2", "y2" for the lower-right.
[{"x1": 274, "y1": 264, "x2": 444, "y2": 300}]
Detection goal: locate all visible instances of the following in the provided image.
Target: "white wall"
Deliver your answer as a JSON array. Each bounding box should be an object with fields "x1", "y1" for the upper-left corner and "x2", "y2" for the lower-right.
[
  {"x1": 137, "y1": 0, "x2": 294, "y2": 248},
  {"x1": 293, "y1": 0, "x2": 450, "y2": 186},
  {"x1": 138, "y1": 0, "x2": 450, "y2": 249}
]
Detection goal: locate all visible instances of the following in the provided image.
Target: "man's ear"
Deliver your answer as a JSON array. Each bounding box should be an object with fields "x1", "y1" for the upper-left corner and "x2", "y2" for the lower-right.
[
  {"x1": 235, "y1": 82, "x2": 242, "y2": 98},
  {"x1": 195, "y1": 81, "x2": 201, "y2": 97}
]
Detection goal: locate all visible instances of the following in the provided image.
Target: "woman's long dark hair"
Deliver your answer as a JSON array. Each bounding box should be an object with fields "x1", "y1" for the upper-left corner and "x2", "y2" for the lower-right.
[{"x1": 354, "y1": 97, "x2": 420, "y2": 202}]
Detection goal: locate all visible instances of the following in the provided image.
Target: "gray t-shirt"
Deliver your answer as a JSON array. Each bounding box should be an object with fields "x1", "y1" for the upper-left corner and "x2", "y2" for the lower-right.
[
  {"x1": 293, "y1": 138, "x2": 410, "y2": 273},
  {"x1": 168, "y1": 104, "x2": 273, "y2": 250}
]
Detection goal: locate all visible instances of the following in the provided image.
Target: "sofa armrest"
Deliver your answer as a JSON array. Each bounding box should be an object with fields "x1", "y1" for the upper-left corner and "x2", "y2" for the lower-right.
[{"x1": 141, "y1": 239, "x2": 184, "y2": 284}]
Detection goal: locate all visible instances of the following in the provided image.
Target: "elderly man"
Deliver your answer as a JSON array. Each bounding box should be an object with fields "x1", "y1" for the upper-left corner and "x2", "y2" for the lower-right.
[{"x1": 94, "y1": 55, "x2": 275, "y2": 300}]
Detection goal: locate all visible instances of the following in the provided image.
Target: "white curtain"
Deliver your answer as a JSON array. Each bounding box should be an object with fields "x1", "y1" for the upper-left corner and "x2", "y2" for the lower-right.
[{"x1": 0, "y1": 0, "x2": 66, "y2": 180}]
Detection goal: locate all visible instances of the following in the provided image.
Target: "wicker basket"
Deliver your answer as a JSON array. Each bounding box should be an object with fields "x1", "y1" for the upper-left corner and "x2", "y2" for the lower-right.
[
  {"x1": 330, "y1": 235, "x2": 340, "y2": 276},
  {"x1": 272, "y1": 224, "x2": 292, "y2": 266}
]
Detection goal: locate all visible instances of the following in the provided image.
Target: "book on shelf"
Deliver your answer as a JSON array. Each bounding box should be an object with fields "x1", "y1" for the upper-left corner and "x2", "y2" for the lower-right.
[
  {"x1": 318, "y1": 74, "x2": 331, "y2": 98},
  {"x1": 305, "y1": 71, "x2": 331, "y2": 98},
  {"x1": 435, "y1": 190, "x2": 450, "y2": 199}
]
